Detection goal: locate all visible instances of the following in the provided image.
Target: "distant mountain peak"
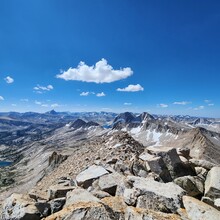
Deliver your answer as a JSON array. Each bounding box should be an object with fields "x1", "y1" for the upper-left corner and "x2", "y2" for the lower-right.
[
  {"x1": 47, "y1": 110, "x2": 58, "y2": 115},
  {"x1": 137, "y1": 112, "x2": 155, "y2": 121},
  {"x1": 113, "y1": 112, "x2": 136, "y2": 124}
]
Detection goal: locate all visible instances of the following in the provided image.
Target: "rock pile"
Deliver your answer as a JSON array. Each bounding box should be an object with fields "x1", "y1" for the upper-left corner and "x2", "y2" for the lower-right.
[{"x1": 2, "y1": 144, "x2": 220, "y2": 219}]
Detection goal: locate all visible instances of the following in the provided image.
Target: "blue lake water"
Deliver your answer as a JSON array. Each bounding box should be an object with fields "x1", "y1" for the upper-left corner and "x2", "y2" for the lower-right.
[{"x1": 0, "y1": 161, "x2": 12, "y2": 167}]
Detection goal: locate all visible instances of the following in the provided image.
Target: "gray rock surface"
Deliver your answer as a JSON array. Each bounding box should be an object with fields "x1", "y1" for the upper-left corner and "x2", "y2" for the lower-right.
[
  {"x1": 2, "y1": 193, "x2": 40, "y2": 220},
  {"x1": 98, "y1": 172, "x2": 124, "y2": 195},
  {"x1": 214, "y1": 198, "x2": 220, "y2": 209},
  {"x1": 45, "y1": 189, "x2": 121, "y2": 220},
  {"x1": 47, "y1": 185, "x2": 75, "y2": 200},
  {"x1": 126, "y1": 176, "x2": 186, "y2": 213},
  {"x1": 195, "y1": 166, "x2": 208, "y2": 179},
  {"x1": 124, "y1": 206, "x2": 182, "y2": 220},
  {"x1": 44, "y1": 202, "x2": 121, "y2": 220},
  {"x1": 150, "y1": 147, "x2": 195, "y2": 180},
  {"x1": 205, "y1": 166, "x2": 220, "y2": 200},
  {"x1": 146, "y1": 155, "x2": 172, "y2": 182},
  {"x1": 65, "y1": 187, "x2": 100, "y2": 207},
  {"x1": 189, "y1": 158, "x2": 216, "y2": 170},
  {"x1": 49, "y1": 197, "x2": 66, "y2": 214},
  {"x1": 123, "y1": 188, "x2": 141, "y2": 206},
  {"x1": 183, "y1": 196, "x2": 220, "y2": 220},
  {"x1": 174, "y1": 175, "x2": 204, "y2": 197},
  {"x1": 91, "y1": 190, "x2": 111, "y2": 199},
  {"x1": 76, "y1": 165, "x2": 109, "y2": 188}
]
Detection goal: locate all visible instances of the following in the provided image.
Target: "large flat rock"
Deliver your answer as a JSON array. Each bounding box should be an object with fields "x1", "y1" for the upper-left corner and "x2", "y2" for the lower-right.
[
  {"x1": 2, "y1": 193, "x2": 40, "y2": 220},
  {"x1": 183, "y1": 196, "x2": 220, "y2": 220},
  {"x1": 98, "y1": 172, "x2": 124, "y2": 196},
  {"x1": 65, "y1": 187, "x2": 100, "y2": 207},
  {"x1": 126, "y1": 176, "x2": 186, "y2": 213},
  {"x1": 76, "y1": 165, "x2": 109, "y2": 188},
  {"x1": 205, "y1": 166, "x2": 220, "y2": 200}
]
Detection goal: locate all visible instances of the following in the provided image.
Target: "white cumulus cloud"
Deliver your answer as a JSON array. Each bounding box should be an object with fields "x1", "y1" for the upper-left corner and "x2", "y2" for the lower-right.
[
  {"x1": 204, "y1": 99, "x2": 211, "y2": 103},
  {"x1": 80, "y1": 92, "x2": 90, "y2": 96},
  {"x1": 208, "y1": 103, "x2": 214, "y2": 106},
  {"x1": 0, "y1": 96, "x2": 4, "y2": 101},
  {"x1": 124, "y1": 102, "x2": 132, "y2": 105},
  {"x1": 33, "y1": 84, "x2": 53, "y2": 93},
  {"x1": 4, "y1": 76, "x2": 14, "y2": 84},
  {"x1": 96, "y1": 92, "x2": 106, "y2": 97},
  {"x1": 173, "y1": 101, "x2": 191, "y2": 105},
  {"x1": 56, "y1": 58, "x2": 133, "y2": 83},
  {"x1": 117, "y1": 84, "x2": 144, "y2": 92},
  {"x1": 159, "y1": 103, "x2": 168, "y2": 108}
]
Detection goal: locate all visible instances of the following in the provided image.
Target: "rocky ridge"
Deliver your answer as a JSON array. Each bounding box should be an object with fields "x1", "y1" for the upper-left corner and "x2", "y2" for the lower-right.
[
  {"x1": 2, "y1": 130, "x2": 220, "y2": 219},
  {"x1": 1, "y1": 112, "x2": 220, "y2": 219}
]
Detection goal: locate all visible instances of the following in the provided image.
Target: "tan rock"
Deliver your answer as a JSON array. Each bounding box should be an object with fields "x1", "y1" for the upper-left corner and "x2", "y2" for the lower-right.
[
  {"x1": 44, "y1": 201, "x2": 119, "y2": 220},
  {"x1": 2, "y1": 193, "x2": 40, "y2": 220},
  {"x1": 101, "y1": 196, "x2": 127, "y2": 213},
  {"x1": 65, "y1": 187, "x2": 100, "y2": 207},
  {"x1": 125, "y1": 206, "x2": 182, "y2": 220},
  {"x1": 183, "y1": 196, "x2": 220, "y2": 220},
  {"x1": 48, "y1": 185, "x2": 75, "y2": 200}
]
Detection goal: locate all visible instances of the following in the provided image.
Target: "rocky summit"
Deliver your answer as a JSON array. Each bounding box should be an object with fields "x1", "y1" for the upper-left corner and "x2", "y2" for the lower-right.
[{"x1": 1, "y1": 111, "x2": 220, "y2": 219}]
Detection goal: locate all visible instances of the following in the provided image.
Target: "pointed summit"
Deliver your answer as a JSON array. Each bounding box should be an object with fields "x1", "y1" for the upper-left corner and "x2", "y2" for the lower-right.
[
  {"x1": 113, "y1": 112, "x2": 136, "y2": 124},
  {"x1": 46, "y1": 110, "x2": 58, "y2": 115},
  {"x1": 136, "y1": 112, "x2": 155, "y2": 122}
]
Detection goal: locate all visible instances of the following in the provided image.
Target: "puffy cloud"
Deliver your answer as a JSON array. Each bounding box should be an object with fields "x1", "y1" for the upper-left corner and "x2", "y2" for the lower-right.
[
  {"x1": 204, "y1": 99, "x2": 211, "y2": 103},
  {"x1": 117, "y1": 84, "x2": 144, "y2": 92},
  {"x1": 80, "y1": 92, "x2": 90, "y2": 96},
  {"x1": 11, "y1": 104, "x2": 17, "y2": 106},
  {"x1": 124, "y1": 102, "x2": 132, "y2": 105},
  {"x1": 35, "y1": 100, "x2": 61, "y2": 108},
  {"x1": 96, "y1": 92, "x2": 106, "y2": 97},
  {"x1": 33, "y1": 84, "x2": 53, "y2": 93},
  {"x1": 194, "y1": 106, "x2": 205, "y2": 110},
  {"x1": 56, "y1": 58, "x2": 133, "y2": 83},
  {"x1": 4, "y1": 76, "x2": 14, "y2": 84},
  {"x1": 80, "y1": 91, "x2": 106, "y2": 97},
  {"x1": 0, "y1": 96, "x2": 4, "y2": 101},
  {"x1": 173, "y1": 101, "x2": 191, "y2": 105},
  {"x1": 208, "y1": 103, "x2": 214, "y2": 106},
  {"x1": 159, "y1": 103, "x2": 168, "y2": 108}
]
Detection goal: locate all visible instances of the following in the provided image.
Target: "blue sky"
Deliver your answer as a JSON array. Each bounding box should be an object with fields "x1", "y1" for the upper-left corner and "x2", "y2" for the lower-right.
[{"x1": 0, "y1": 0, "x2": 219, "y2": 117}]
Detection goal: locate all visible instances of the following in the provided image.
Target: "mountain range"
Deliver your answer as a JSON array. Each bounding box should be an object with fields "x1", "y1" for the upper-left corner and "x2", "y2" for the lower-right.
[{"x1": 1, "y1": 110, "x2": 220, "y2": 219}]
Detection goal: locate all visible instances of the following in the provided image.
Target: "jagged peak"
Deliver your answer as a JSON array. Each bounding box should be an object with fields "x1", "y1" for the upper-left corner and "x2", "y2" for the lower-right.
[
  {"x1": 113, "y1": 112, "x2": 136, "y2": 123},
  {"x1": 137, "y1": 112, "x2": 155, "y2": 121},
  {"x1": 46, "y1": 109, "x2": 58, "y2": 115}
]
